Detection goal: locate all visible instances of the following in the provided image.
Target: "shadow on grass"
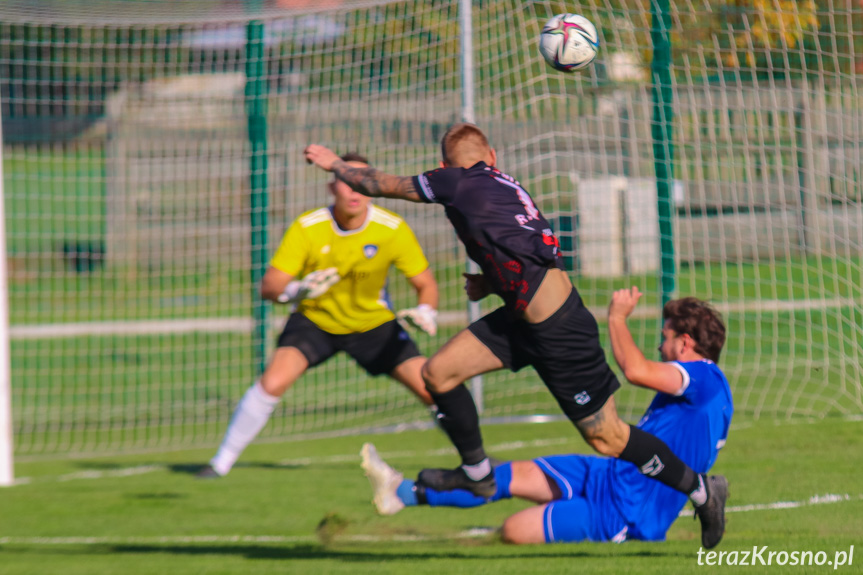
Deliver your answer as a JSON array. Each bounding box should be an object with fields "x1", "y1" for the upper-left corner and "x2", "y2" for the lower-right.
[
  {"x1": 167, "y1": 461, "x2": 307, "y2": 476},
  {"x1": 5, "y1": 543, "x2": 689, "y2": 563}
]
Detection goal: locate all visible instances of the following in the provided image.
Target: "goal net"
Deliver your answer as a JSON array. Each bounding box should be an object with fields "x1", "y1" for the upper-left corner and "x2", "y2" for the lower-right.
[{"x1": 1, "y1": 0, "x2": 861, "y2": 457}]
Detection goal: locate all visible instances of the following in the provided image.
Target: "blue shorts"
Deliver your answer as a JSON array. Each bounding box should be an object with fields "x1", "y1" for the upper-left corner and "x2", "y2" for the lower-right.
[{"x1": 535, "y1": 455, "x2": 629, "y2": 543}]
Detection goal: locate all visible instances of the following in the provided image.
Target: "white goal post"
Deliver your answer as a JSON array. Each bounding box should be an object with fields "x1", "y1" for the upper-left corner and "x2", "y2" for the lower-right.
[{"x1": 0, "y1": 111, "x2": 13, "y2": 486}]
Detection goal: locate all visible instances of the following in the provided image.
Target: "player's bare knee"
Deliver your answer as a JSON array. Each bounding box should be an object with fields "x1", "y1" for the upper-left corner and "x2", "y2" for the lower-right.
[
  {"x1": 576, "y1": 405, "x2": 629, "y2": 457},
  {"x1": 499, "y1": 519, "x2": 521, "y2": 544},
  {"x1": 420, "y1": 361, "x2": 435, "y2": 388},
  {"x1": 421, "y1": 360, "x2": 448, "y2": 393},
  {"x1": 583, "y1": 435, "x2": 616, "y2": 457},
  {"x1": 500, "y1": 516, "x2": 542, "y2": 545},
  {"x1": 258, "y1": 374, "x2": 289, "y2": 397},
  {"x1": 581, "y1": 429, "x2": 627, "y2": 457}
]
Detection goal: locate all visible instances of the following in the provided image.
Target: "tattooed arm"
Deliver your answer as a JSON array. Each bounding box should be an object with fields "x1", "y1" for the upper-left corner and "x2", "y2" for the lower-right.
[
  {"x1": 331, "y1": 160, "x2": 422, "y2": 202},
  {"x1": 304, "y1": 144, "x2": 423, "y2": 203}
]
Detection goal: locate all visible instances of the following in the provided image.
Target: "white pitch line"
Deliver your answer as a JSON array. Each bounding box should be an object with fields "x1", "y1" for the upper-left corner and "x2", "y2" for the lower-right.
[
  {"x1": 13, "y1": 465, "x2": 165, "y2": 486},
  {"x1": 9, "y1": 297, "x2": 858, "y2": 340},
  {"x1": 11, "y1": 437, "x2": 576, "y2": 485},
  {"x1": 7, "y1": 312, "x2": 468, "y2": 340},
  {"x1": 275, "y1": 436, "x2": 573, "y2": 468},
  {"x1": 12, "y1": 417, "x2": 863, "y2": 485},
  {"x1": 57, "y1": 465, "x2": 164, "y2": 482},
  {"x1": 1, "y1": 494, "x2": 860, "y2": 546},
  {"x1": 678, "y1": 493, "x2": 863, "y2": 517},
  {"x1": 8, "y1": 318, "x2": 256, "y2": 340}
]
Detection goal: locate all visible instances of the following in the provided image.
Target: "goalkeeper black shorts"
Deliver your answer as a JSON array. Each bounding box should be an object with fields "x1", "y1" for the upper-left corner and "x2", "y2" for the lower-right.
[
  {"x1": 277, "y1": 313, "x2": 421, "y2": 376},
  {"x1": 468, "y1": 289, "x2": 621, "y2": 422}
]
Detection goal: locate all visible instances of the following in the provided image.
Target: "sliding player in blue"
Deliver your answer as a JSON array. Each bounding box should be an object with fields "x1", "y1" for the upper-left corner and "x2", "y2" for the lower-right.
[
  {"x1": 361, "y1": 293, "x2": 732, "y2": 545},
  {"x1": 306, "y1": 125, "x2": 729, "y2": 548}
]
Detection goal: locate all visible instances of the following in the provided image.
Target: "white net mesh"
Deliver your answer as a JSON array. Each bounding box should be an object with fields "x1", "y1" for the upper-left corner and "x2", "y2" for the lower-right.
[{"x1": 2, "y1": 0, "x2": 862, "y2": 457}]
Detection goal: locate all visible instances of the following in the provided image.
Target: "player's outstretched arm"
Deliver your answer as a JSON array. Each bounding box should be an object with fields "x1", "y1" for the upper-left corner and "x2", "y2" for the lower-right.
[
  {"x1": 608, "y1": 287, "x2": 684, "y2": 395},
  {"x1": 260, "y1": 265, "x2": 340, "y2": 304},
  {"x1": 260, "y1": 266, "x2": 294, "y2": 302},
  {"x1": 304, "y1": 144, "x2": 423, "y2": 202}
]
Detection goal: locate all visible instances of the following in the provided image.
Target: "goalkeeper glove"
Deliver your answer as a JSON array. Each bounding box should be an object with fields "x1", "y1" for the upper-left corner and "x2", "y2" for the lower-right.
[
  {"x1": 276, "y1": 267, "x2": 340, "y2": 304},
  {"x1": 396, "y1": 304, "x2": 438, "y2": 336}
]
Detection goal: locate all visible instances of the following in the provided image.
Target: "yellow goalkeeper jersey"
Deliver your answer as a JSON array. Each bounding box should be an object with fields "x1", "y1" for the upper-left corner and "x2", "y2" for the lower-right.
[{"x1": 270, "y1": 205, "x2": 430, "y2": 334}]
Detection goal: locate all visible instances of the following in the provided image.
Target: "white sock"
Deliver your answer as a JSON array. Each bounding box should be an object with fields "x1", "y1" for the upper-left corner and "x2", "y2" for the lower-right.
[
  {"x1": 462, "y1": 458, "x2": 491, "y2": 481},
  {"x1": 210, "y1": 382, "x2": 281, "y2": 476},
  {"x1": 689, "y1": 474, "x2": 708, "y2": 507}
]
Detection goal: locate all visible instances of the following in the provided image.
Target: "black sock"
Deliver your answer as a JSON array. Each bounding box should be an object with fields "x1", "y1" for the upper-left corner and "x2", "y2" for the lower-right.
[
  {"x1": 428, "y1": 385, "x2": 486, "y2": 465},
  {"x1": 414, "y1": 483, "x2": 427, "y2": 505},
  {"x1": 619, "y1": 425, "x2": 701, "y2": 497}
]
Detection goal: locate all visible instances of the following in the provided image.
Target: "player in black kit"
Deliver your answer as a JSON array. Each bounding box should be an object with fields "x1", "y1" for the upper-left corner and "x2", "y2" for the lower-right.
[{"x1": 304, "y1": 124, "x2": 729, "y2": 549}]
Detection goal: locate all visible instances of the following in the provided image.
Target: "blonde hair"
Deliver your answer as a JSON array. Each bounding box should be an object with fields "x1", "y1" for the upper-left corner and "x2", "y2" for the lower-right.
[{"x1": 440, "y1": 123, "x2": 491, "y2": 168}]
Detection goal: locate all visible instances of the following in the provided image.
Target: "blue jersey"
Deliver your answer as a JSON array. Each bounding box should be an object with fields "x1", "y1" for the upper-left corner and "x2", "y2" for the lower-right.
[
  {"x1": 537, "y1": 359, "x2": 733, "y2": 542},
  {"x1": 612, "y1": 360, "x2": 733, "y2": 540}
]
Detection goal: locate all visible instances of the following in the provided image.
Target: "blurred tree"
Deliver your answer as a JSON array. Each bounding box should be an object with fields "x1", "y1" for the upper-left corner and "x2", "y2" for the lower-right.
[{"x1": 721, "y1": 0, "x2": 819, "y2": 69}]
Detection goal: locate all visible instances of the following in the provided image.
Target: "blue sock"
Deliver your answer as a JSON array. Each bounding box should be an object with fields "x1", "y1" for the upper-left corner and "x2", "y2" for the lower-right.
[
  {"x1": 425, "y1": 462, "x2": 514, "y2": 508},
  {"x1": 396, "y1": 479, "x2": 419, "y2": 506}
]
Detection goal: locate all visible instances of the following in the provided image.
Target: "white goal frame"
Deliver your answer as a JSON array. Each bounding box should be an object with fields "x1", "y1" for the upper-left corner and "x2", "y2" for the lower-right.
[{"x1": 0, "y1": 110, "x2": 14, "y2": 487}]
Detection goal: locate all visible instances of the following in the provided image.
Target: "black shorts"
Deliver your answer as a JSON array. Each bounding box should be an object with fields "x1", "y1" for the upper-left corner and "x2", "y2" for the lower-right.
[
  {"x1": 276, "y1": 313, "x2": 421, "y2": 376},
  {"x1": 468, "y1": 290, "x2": 620, "y2": 422}
]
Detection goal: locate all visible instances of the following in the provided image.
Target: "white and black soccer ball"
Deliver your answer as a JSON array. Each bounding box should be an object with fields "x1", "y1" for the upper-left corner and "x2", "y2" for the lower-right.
[{"x1": 539, "y1": 13, "x2": 599, "y2": 72}]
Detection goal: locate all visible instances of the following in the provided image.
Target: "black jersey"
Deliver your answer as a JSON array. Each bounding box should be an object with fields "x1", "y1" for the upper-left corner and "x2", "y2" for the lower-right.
[{"x1": 412, "y1": 162, "x2": 564, "y2": 313}]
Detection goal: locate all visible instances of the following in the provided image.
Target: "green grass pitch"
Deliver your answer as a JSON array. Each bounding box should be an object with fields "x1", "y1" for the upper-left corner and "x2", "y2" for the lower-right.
[{"x1": 1, "y1": 417, "x2": 860, "y2": 574}]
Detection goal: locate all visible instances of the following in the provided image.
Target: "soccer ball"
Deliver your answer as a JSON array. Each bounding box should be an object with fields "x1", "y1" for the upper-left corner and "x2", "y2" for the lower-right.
[{"x1": 539, "y1": 13, "x2": 599, "y2": 72}]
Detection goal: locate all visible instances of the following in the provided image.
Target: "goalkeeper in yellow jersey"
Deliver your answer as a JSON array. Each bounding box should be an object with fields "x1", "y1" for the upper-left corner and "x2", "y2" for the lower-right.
[{"x1": 198, "y1": 153, "x2": 439, "y2": 478}]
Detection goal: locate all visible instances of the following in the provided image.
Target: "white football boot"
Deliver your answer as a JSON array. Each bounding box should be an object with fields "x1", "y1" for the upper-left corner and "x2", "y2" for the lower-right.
[{"x1": 360, "y1": 443, "x2": 405, "y2": 516}]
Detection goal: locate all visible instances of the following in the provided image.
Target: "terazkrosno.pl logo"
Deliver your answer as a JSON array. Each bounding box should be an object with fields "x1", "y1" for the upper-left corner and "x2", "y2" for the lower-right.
[{"x1": 697, "y1": 545, "x2": 854, "y2": 568}]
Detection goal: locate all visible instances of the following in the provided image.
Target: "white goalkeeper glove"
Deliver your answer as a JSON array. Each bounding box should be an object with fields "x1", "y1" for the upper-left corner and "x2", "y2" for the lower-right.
[
  {"x1": 276, "y1": 267, "x2": 340, "y2": 304},
  {"x1": 396, "y1": 304, "x2": 438, "y2": 336}
]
